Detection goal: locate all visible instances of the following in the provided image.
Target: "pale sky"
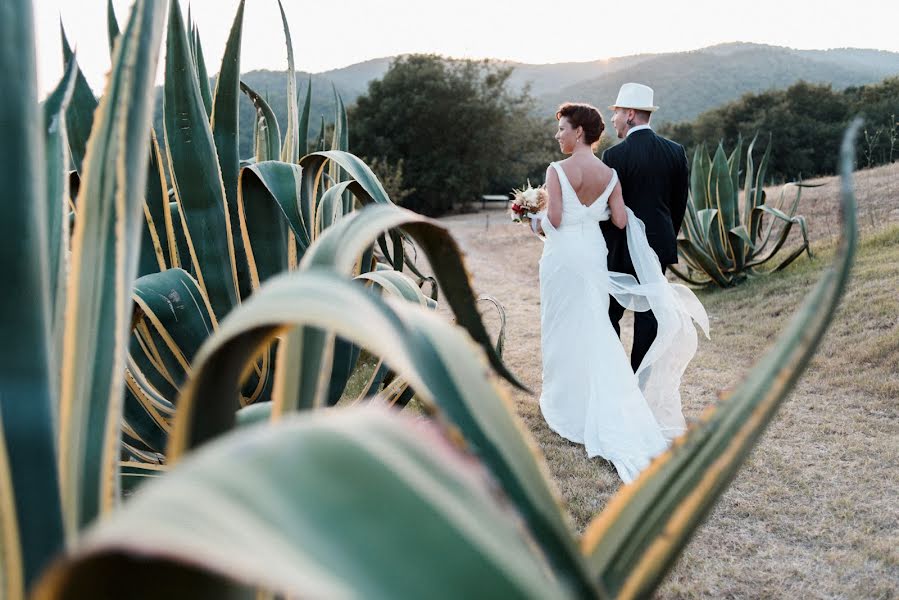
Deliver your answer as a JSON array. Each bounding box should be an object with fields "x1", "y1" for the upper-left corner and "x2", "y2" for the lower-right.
[{"x1": 33, "y1": 0, "x2": 899, "y2": 97}]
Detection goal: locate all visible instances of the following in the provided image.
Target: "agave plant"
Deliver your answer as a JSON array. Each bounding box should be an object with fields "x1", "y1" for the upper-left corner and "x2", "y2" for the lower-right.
[
  {"x1": 670, "y1": 137, "x2": 822, "y2": 287},
  {"x1": 2, "y1": 0, "x2": 863, "y2": 597},
  {"x1": 57, "y1": 0, "x2": 513, "y2": 474}
]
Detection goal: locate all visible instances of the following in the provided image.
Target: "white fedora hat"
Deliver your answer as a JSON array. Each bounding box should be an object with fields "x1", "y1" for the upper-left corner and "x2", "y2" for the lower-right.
[{"x1": 609, "y1": 82, "x2": 659, "y2": 112}]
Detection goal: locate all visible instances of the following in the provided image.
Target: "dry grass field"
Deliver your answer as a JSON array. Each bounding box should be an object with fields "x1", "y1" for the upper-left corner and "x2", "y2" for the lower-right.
[{"x1": 432, "y1": 162, "x2": 899, "y2": 598}]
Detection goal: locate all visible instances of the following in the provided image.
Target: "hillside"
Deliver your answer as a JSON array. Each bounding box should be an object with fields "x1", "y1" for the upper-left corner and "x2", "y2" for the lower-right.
[
  {"x1": 149, "y1": 43, "x2": 899, "y2": 161},
  {"x1": 539, "y1": 44, "x2": 899, "y2": 124}
]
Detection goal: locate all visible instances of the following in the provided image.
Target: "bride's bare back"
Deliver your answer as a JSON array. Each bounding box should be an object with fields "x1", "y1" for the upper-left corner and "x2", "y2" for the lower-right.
[
  {"x1": 544, "y1": 154, "x2": 627, "y2": 229},
  {"x1": 558, "y1": 155, "x2": 616, "y2": 207}
]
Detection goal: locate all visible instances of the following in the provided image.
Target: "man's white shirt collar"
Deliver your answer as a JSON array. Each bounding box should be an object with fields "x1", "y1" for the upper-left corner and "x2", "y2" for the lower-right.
[{"x1": 626, "y1": 124, "x2": 652, "y2": 137}]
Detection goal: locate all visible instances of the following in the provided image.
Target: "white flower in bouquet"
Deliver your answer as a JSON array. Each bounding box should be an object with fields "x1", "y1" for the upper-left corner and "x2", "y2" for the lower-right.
[{"x1": 509, "y1": 180, "x2": 548, "y2": 223}]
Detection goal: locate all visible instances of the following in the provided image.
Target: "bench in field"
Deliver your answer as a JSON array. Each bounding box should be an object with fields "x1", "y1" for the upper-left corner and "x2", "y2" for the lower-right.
[{"x1": 481, "y1": 194, "x2": 509, "y2": 210}]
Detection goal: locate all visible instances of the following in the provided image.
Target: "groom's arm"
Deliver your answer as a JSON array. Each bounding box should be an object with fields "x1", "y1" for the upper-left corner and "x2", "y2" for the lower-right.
[{"x1": 670, "y1": 144, "x2": 689, "y2": 236}]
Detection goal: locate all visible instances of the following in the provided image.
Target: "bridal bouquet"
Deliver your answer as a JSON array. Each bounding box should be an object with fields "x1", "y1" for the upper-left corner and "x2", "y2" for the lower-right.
[{"x1": 509, "y1": 181, "x2": 548, "y2": 223}]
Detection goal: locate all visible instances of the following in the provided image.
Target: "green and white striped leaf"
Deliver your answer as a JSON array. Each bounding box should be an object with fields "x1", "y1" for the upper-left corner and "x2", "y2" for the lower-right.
[
  {"x1": 211, "y1": 0, "x2": 251, "y2": 299},
  {"x1": 190, "y1": 24, "x2": 213, "y2": 119},
  {"x1": 1, "y1": 0, "x2": 66, "y2": 591},
  {"x1": 166, "y1": 269, "x2": 594, "y2": 596},
  {"x1": 41, "y1": 54, "x2": 78, "y2": 379},
  {"x1": 37, "y1": 409, "x2": 575, "y2": 600},
  {"x1": 163, "y1": 0, "x2": 239, "y2": 321},
  {"x1": 60, "y1": 24, "x2": 98, "y2": 175},
  {"x1": 240, "y1": 81, "x2": 281, "y2": 162},
  {"x1": 277, "y1": 0, "x2": 299, "y2": 164},
  {"x1": 106, "y1": 0, "x2": 120, "y2": 57},
  {"x1": 236, "y1": 164, "x2": 293, "y2": 288},
  {"x1": 301, "y1": 203, "x2": 523, "y2": 390},
  {"x1": 58, "y1": 0, "x2": 166, "y2": 537},
  {"x1": 298, "y1": 76, "x2": 312, "y2": 154},
  {"x1": 135, "y1": 130, "x2": 171, "y2": 277}
]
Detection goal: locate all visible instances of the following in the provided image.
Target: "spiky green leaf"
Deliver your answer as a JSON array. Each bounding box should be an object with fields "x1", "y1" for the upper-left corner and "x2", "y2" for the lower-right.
[
  {"x1": 1, "y1": 0, "x2": 65, "y2": 590},
  {"x1": 38, "y1": 409, "x2": 575, "y2": 600},
  {"x1": 58, "y1": 0, "x2": 166, "y2": 536},
  {"x1": 163, "y1": 0, "x2": 239, "y2": 321}
]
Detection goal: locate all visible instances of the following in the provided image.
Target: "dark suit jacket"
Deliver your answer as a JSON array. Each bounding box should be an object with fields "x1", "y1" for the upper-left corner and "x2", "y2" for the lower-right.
[{"x1": 601, "y1": 128, "x2": 688, "y2": 274}]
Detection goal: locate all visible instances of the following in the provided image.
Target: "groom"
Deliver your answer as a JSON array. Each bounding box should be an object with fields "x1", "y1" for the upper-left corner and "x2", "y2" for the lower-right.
[{"x1": 601, "y1": 83, "x2": 689, "y2": 372}]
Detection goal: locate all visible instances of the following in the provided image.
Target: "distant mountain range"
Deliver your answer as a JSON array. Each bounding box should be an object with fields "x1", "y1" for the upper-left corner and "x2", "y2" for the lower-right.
[{"x1": 152, "y1": 42, "x2": 899, "y2": 159}]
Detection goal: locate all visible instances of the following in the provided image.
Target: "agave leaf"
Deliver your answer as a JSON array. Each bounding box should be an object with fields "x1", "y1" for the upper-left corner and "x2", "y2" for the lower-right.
[
  {"x1": 357, "y1": 270, "x2": 435, "y2": 307},
  {"x1": 728, "y1": 225, "x2": 754, "y2": 252},
  {"x1": 190, "y1": 24, "x2": 213, "y2": 119},
  {"x1": 57, "y1": 0, "x2": 165, "y2": 542},
  {"x1": 1, "y1": 0, "x2": 66, "y2": 589},
  {"x1": 741, "y1": 135, "x2": 757, "y2": 227},
  {"x1": 680, "y1": 196, "x2": 702, "y2": 244},
  {"x1": 666, "y1": 265, "x2": 712, "y2": 287},
  {"x1": 164, "y1": 0, "x2": 239, "y2": 321},
  {"x1": 673, "y1": 239, "x2": 731, "y2": 287},
  {"x1": 277, "y1": 0, "x2": 299, "y2": 163},
  {"x1": 60, "y1": 23, "x2": 98, "y2": 175},
  {"x1": 753, "y1": 139, "x2": 773, "y2": 211},
  {"x1": 477, "y1": 295, "x2": 507, "y2": 358},
  {"x1": 694, "y1": 207, "x2": 718, "y2": 254},
  {"x1": 136, "y1": 130, "x2": 171, "y2": 277},
  {"x1": 746, "y1": 207, "x2": 810, "y2": 268},
  {"x1": 235, "y1": 401, "x2": 272, "y2": 427},
  {"x1": 341, "y1": 270, "x2": 436, "y2": 407},
  {"x1": 710, "y1": 144, "x2": 737, "y2": 236},
  {"x1": 211, "y1": 0, "x2": 250, "y2": 299},
  {"x1": 705, "y1": 209, "x2": 734, "y2": 270},
  {"x1": 689, "y1": 145, "x2": 710, "y2": 211},
  {"x1": 290, "y1": 150, "x2": 396, "y2": 253},
  {"x1": 167, "y1": 201, "x2": 189, "y2": 271},
  {"x1": 38, "y1": 409, "x2": 575, "y2": 600},
  {"x1": 315, "y1": 180, "x2": 352, "y2": 236},
  {"x1": 240, "y1": 81, "x2": 281, "y2": 163},
  {"x1": 123, "y1": 268, "x2": 216, "y2": 460},
  {"x1": 771, "y1": 241, "x2": 812, "y2": 272},
  {"x1": 118, "y1": 461, "x2": 165, "y2": 496},
  {"x1": 329, "y1": 85, "x2": 350, "y2": 192},
  {"x1": 316, "y1": 114, "x2": 327, "y2": 151},
  {"x1": 106, "y1": 0, "x2": 120, "y2": 57},
  {"x1": 123, "y1": 363, "x2": 172, "y2": 458},
  {"x1": 132, "y1": 268, "x2": 215, "y2": 385},
  {"x1": 726, "y1": 134, "x2": 742, "y2": 201},
  {"x1": 301, "y1": 203, "x2": 523, "y2": 390},
  {"x1": 128, "y1": 323, "x2": 180, "y2": 404},
  {"x1": 236, "y1": 165, "x2": 292, "y2": 287},
  {"x1": 166, "y1": 270, "x2": 595, "y2": 596},
  {"x1": 240, "y1": 160, "x2": 308, "y2": 252},
  {"x1": 42, "y1": 54, "x2": 78, "y2": 374},
  {"x1": 327, "y1": 335, "x2": 363, "y2": 407},
  {"x1": 581, "y1": 119, "x2": 861, "y2": 598},
  {"x1": 331, "y1": 84, "x2": 349, "y2": 153},
  {"x1": 388, "y1": 293, "x2": 595, "y2": 593},
  {"x1": 352, "y1": 269, "x2": 440, "y2": 405},
  {"x1": 298, "y1": 76, "x2": 312, "y2": 154}
]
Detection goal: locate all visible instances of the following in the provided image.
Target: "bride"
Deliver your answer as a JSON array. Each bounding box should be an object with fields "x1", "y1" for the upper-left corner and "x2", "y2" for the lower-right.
[{"x1": 533, "y1": 102, "x2": 709, "y2": 483}]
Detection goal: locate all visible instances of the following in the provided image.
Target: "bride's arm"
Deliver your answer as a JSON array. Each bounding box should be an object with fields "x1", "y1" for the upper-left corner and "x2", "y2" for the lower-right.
[
  {"x1": 545, "y1": 166, "x2": 563, "y2": 228},
  {"x1": 608, "y1": 181, "x2": 628, "y2": 229}
]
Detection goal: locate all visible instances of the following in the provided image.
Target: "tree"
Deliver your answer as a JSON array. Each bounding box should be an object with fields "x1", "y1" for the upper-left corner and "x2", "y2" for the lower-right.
[
  {"x1": 659, "y1": 77, "x2": 899, "y2": 181},
  {"x1": 350, "y1": 54, "x2": 552, "y2": 216}
]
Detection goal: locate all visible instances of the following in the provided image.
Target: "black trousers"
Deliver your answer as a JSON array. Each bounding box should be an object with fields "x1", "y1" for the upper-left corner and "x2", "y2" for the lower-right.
[{"x1": 609, "y1": 265, "x2": 667, "y2": 372}]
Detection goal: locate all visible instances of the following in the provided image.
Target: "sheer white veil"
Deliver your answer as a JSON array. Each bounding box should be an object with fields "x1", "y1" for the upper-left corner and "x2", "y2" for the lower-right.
[{"x1": 607, "y1": 209, "x2": 710, "y2": 440}]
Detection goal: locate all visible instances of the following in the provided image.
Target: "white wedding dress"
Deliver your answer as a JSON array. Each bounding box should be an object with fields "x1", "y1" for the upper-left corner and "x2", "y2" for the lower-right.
[{"x1": 538, "y1": 162, "x2": 709, "y2": 483}]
